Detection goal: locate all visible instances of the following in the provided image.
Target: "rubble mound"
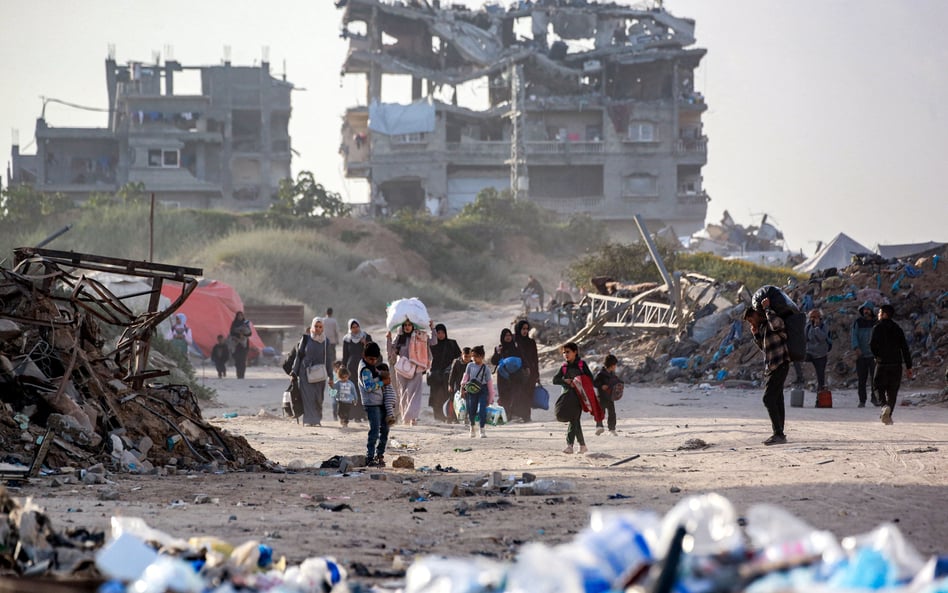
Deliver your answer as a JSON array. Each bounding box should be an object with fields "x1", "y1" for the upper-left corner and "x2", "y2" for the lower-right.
[
  {"x1": 1, "y1": 248, "x2": 268, "y2": 474},
  {"x1": 559, "y1": 251, "x2": 948, "y2": 394}
]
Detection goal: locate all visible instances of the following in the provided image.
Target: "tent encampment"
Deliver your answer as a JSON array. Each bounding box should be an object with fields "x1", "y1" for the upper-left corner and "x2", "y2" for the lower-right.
[
  {"x1": 793, "y1": 233, "x2": 872, "y2": 274},
  {"x1": 160, "y1": 279, "x2": 264, "y2": 359}
]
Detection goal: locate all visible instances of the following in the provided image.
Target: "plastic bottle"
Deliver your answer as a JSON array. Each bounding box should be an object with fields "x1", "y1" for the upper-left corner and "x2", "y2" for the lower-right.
[
  {"x1": 282, "y1": 556, "x2": 347, "y2": 593},
  {"x1": 531, "y1": 479, "x2": 575, "y2": 495},
  {"x1": 405, "y1": 555, "x2": 506, "y2": 593},
  {"x1": 130, "y1": 555, "x2": 204, "y2": 593}
]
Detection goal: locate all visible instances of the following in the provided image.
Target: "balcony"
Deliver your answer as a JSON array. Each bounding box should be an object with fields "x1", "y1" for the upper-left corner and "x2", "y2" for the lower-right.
[
  {"x1": 676, "y1": 137, "x2": 707, "y2": 153},
  {"x1": 676, "y1": 191, "x2": 711, "y2": 217},
  {"x1": 527, "y1": 141, "x2": 604, "y2": 155},
  {"x1": 531, "y1": 196, "x2": 604, "y2": 214},
  {"x1": 446, "y1": 141, "x2": 509, "y2": 157}
]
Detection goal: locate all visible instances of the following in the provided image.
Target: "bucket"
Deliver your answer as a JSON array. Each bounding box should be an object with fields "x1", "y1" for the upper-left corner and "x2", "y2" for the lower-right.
[{"x1": 790, "y1": 388, "x2": 804, "y2": 408}]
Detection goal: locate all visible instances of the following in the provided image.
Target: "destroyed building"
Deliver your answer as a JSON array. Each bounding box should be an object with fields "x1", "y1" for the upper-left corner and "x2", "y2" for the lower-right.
[
  {"x1": 338, "y1": 0, "x2": 710, "y2": 241},
  {"x1": 8, "y1": 52, "x2": 293, "y2": 210}
]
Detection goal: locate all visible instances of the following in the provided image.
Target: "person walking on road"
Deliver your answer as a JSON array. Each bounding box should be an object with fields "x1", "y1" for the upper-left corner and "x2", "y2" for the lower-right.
[
  {"x1": 744, "y1": 298, "x2": 790, "y2": 446},
  {"x1": 870, "y1": 304, "x2": 914, "y2": 425},
  {"x1": 851, "y1": 302, "x2": 878, "y2": 407}
]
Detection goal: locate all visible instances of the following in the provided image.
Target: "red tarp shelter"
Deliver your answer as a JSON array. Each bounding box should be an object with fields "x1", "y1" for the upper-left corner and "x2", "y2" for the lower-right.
[{"x1": 160, "y1": 279, "x2": 264, "y2": 359}]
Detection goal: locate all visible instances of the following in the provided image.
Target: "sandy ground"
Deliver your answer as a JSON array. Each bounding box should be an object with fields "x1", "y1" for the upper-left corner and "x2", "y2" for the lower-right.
[{"x1": 13, "y1": 304, "x2": 948, "y2": 586}]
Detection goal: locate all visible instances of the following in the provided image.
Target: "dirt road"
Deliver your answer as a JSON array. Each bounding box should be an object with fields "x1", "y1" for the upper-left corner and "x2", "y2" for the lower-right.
[{"x1": 13, "y1": 304, "x2": 948, "y2": 586}]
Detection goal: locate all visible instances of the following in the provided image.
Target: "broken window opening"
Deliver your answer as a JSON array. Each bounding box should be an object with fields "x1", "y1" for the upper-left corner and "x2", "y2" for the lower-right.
[{"x1": 625, "y1": 174, "x2": 658, "y2": 197}]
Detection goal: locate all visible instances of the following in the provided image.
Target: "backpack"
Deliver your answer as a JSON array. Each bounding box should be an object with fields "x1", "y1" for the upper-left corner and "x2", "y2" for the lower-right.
[{"x1": 497, "y1": 356, "x2": 523, "y2": 380}]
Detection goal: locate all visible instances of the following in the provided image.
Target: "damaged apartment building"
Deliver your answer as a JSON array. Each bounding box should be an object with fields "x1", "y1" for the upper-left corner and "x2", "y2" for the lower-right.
[
  {"x1": 338, "y1": 0, "x2": 709, "y2": 239},
  {"x1": 8, "y1": 52, "x2": 293, "y2": 210}
]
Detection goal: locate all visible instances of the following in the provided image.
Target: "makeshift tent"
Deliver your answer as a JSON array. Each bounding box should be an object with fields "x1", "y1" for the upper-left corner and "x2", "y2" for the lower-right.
[
  {"x1": 793, "y1": 233, "x2": 872, "y2": 274},
  {"x1": 160, "y1": 279, "x2": 264, "y2": 359},
  {"x1": 876, "y1": 241, "x2": 947, "y2": 259}
]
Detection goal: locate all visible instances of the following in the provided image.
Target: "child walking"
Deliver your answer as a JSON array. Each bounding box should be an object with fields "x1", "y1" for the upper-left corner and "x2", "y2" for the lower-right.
[
  {"x1": 211, "y1": 334, "x2": 229, "y2": 378},
  {"x1": 359, "y1": 343, "x2": 394, "y2": 467},
  {"x1": 460, "y1": 345, "x2": 495, "y2": 438},
  {"x1": 446, "y1": 347, "x2": 472, "y2": 423},
  {"x1": 552, "y1": 342, "x2": 596, "y2": 454},
  {"x1": 332, "y1": 367, "x2": 358, "y2": 428},
  {"x1": 593, "y1": 354, "x2": 622, "y2": 435}
]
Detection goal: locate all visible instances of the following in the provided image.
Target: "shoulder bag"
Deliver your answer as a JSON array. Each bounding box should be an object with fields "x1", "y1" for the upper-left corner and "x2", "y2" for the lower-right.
[{"x1": 306, "y1": 340, "x2": 329, "y2": 383}]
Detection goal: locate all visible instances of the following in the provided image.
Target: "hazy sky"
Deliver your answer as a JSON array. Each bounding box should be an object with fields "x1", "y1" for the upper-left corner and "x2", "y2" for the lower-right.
[{"x1": 2, "y1": 1, "x2": 946, "y2": 254}]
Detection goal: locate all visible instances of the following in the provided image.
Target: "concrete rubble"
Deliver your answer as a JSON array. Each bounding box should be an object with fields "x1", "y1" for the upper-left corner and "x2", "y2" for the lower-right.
[
  {"x1": 0, "y1": 247, "x2": 268, "y2": 480},
  {"x1": 569, "y1": 248, "x2": 948, "y2": 393}
]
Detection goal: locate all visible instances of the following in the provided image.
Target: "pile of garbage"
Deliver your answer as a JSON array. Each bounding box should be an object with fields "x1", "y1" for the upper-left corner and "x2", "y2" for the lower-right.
[
  {"x1": 0, "y1": 248, "x2": 266, "y2": 476},
  {"x1": 6, "y1": 485, "x2": 945, "y2": 592},
  {"x1": 575, "y1": 251, "x2": 948, "y2": 392}
]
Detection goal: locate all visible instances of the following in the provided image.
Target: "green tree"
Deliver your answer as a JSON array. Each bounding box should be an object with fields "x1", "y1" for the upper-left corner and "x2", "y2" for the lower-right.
[
  {"x1": 455, "y1": 187, "x2": 554, "y2": 228},
  {"x1": 271, "y1": 171, "x2": 351, "y2": 218},
  {"x1": 0, "y1": 184, "x2": 73, "y2": 226},
  {"x1": 85, "y1": 181, "x2": 147, "y2": 208}
]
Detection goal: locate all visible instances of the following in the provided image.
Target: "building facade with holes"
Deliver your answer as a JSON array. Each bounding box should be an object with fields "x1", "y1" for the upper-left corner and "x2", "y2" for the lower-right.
[
  {"x1": 338, "y1": 0, "x2": 710, "y2": 240},
  {"x1": 8, "y1": 57, "x2": 293, "y2": 211}
]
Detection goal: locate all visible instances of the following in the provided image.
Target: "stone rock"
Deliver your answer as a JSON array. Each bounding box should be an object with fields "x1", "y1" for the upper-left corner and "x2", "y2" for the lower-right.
[
  {"x1": 98, "y1": 489, "x2": 120, "y2": 501},
  {"x1": 194, "y1": 494, "x2": 212, "y2": 504},
  {"x1": 429, "y1": 481, "x2": 459, "y2": 498},
  {"x1": 391, "y1": 455, "x2": 414, "y2": 469},
  {"x1": 81, "y1": 472, "x2": 105, "y2": 485},
  {"x1": 137, "y1": 436, "x2": 153, "y2": 458}
]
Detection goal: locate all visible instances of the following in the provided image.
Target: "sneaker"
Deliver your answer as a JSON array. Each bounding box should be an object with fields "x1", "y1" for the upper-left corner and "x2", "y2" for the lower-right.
[
  {"x1": 881, "y1": 406, "x2": 893, "y2": 425},
  {"x1": 366, "y1": 456, "x2": 378, "y2": 467},
  {"x1": 470, "y1": 425, "x2": 477, "y2": 438},
  {"x1": 763, "y1": 434, "x2": 787, "y2": 446},
  {"x1": 563, "y1": 445, "x2": 574, "y2": 454},
  {"x1": 608, "y1": 430, "x2": 618, "y2": 436},
  {"x1": 578, "y1": 445, "x2": 588, "y2": 454},
  {"x1": 857, "y1": 402, "x2": 866, "y2": 408},
  {"x1": 595, "y1": 425, "x2": 605, "y2": 436},
  {"x1": 375, "y1": 455, "x2": 386, "y2": 467},
  {"x1": 479, "y1": 427, "x2": 486, "y2": 438}
]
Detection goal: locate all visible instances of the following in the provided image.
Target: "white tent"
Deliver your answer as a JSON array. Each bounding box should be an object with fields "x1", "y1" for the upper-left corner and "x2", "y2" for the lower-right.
[{"x1": 793, "y1": 233, "x2": 872, "y2": 274}]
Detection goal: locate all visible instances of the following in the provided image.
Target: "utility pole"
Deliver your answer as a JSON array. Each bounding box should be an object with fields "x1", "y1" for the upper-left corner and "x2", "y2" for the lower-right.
[{"x1": 507, "y1": 63, "x2": 528, "y2": 201}]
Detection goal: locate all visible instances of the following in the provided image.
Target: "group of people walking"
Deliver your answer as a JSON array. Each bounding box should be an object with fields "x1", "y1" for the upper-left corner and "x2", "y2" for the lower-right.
[
  {"x1": 284, "y1": 307, "x2": 625, "y2": 457},
  {"x1": 166, "y1": 310, "x2": 255, "y2": 380}
]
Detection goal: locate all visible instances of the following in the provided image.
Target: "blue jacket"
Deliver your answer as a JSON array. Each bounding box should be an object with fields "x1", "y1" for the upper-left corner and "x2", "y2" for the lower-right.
[{"x1": 850, "y1": 302, "x2": 875, "y2": 358}]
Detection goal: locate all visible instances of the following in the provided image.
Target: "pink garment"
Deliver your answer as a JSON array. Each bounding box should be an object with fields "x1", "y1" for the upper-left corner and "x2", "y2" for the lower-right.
[{"x1": 408, "y1": 331, "x2": 430, "y2": 370}]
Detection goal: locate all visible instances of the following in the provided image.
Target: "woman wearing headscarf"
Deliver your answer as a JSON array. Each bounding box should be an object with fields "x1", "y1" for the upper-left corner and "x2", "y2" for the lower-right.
[
  {"x1": 428, "y1": 323, "x2": 461, "y2": 422},
  {"x1": 342, "y1": 318, "x2": 372, "y2": 422},
  {"x1": 512, "y1": 319, "x2": 539, "y2": 422},
  {"x1": 229, "y1": 311, "x2": 253, "y2": 379},
  {"x1": 386, "y1": 319, "x2": 437, "y2": 425},
  {"x1": 291, "y1": 317, "x2": 333, "y2": 427},
  {"x1": 165, "y1": 313, "x2": 193, "y2": 357},
  {"x1": 489, "y1": 328, "x2": 522, "y2": 416}
]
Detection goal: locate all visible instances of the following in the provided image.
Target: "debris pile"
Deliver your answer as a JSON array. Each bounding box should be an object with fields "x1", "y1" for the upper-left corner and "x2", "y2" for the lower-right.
[
  {"x1": 572, "y1": 250, "x2": 948, "y2": 392},
  {"x1": 0, "y1": 248, "x2": 266, "y2": 476}
]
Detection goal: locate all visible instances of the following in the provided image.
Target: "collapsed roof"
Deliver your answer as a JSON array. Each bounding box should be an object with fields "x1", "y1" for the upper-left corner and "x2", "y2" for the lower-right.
[{"x1": 339, "y1": 0, "x2": 705, "y2": 98}]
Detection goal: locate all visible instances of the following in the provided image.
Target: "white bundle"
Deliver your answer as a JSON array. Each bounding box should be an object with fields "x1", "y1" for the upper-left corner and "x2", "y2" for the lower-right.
[{"x1": 385, "y1": 297, "x2": 430, "y2": 332}]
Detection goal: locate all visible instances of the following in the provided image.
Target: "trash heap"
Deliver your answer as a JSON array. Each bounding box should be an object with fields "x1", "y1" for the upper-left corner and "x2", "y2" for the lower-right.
[
  {"x1": 575, "y1": 251, "x2": 948, "y2": 391},
  {"x1": 401, "y1": 492, "x2": 948, "y2": 593},
  {"x1": 7, "y1": 486, "x2": 944, "y2": 593},
  {"x1": 0, "y1": 248, "x2": 267, "y2": 475}
]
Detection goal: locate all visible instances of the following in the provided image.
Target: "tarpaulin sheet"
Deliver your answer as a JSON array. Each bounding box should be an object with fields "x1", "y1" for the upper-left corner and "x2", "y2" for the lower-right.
[
  {"x1": 368, "y1": 100, "x2": 436, "y2": 136},
  {"x1": 160, "y1": 279, "x2": 264, "y2": 358}
]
